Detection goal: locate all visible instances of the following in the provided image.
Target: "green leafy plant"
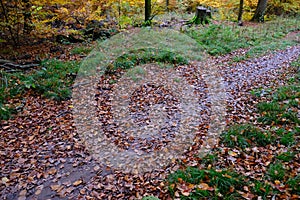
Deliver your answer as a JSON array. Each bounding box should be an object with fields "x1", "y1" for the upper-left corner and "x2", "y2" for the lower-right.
[
  {"x1": 200, "y1": 153, "x2": 218, "y2": 166},
  {"x1": 276, "y1": 151, "x2": 295, "y2": 162},
  {"x1": 168, "y1": 167, "x2": 245, "y2": 199},
  {"x1": 251, "y1": 180, "x2": 272, "y2": 198},
  {"x1": 0, "y1": 103, "x2": 14, "y2": 120},
  {"x1": 29, "y1": 59, "x2": 80, "y2": 100},
  {"x1": 287, "y1": 175, "x2": 300, "y2": 195},
  {"x1": 0, "y1": 59, "x2": 80, "y2": 120},
  {"x1": 258, "y1": 112, "x2": 280, "y2": 125},
  {"x1": 281, "y1": 111, "x2": 300, "y2": 124},
  {"x1": 279, "y1": 132, "x2": 295, "y2": 146},
  {"x1": 256, "y1": 101, "x2": 284, "y2": 113},
  {"x1": 267, "y1": 162, "x2": 286, "y2": 181},
  {"x1": 71, "y1": 46, "x2": 92, "y2": 55},
  {"x1": 221, "y1": 124, "x2": 272, "y2": 148}
]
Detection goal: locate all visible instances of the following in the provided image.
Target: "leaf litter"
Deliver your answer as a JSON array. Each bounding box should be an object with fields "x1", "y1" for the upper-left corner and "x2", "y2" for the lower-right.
[{"x1": 0, "y1": 45, "x2": 299, "y2": 199}]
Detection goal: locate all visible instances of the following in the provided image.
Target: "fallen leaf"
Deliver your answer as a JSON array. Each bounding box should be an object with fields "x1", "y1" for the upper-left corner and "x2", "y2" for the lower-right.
[
  {"x1": 181, "y1": 191, "x2": 190, "y2": 196},
  {"x1": 50, "y1": 184, "x2": 61, "y2": 191},
  {"x1": 73, "y1": 180, "x2": 82, "y2": 186},
  {"x1": 228, "y1": 151, "x2": 238, "y2": 157},
  {"x1": 35, "y1": 189, "x2": 42, "y2": 195},
  {"x1": 1, "y1": 177, "x2": 9, "y2": 184},
  {"x1": 48, "y1": 168, "x2": 57, "y2": 175},
  {"x1": 197, "y1": 183, "x2": 210, "y2": 190}
]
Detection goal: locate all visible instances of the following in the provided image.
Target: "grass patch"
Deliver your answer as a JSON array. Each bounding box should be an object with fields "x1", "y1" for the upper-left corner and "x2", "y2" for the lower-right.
[
  {"x1": 250, "y1": 88, "x2": 272, "y2": 98},
  {"x1": 186, "y1": 17, "x2": 299, "y2": 56},
  {"x1": 0, "y1": 60, "x2": 79, "y2": 120},
  {"x1": 256, "y1": 101, "x2": 285, "y2": 112},
  {"x1": 111, "y1": 48, "x2": 188, "y2": 72},
  {"x1": 21, "y1": 59, "x2": 79, "y2": 100},
  {"x1": 257, "y1": 88, "x2": 300, "y2": 126},
  {"x1": 220, "y1": 124, "x2": 273, "y2": 148},
  {"x1": 273, "y1": 85, "x2": 299, "y2": 101},
  {"x1": 0, "y1": 102, "x2": 15, "y2": 120},
  {"x1": 279, "y1": 131, "x2": 295, "y2": 146},
  {"x1": 251, "y1": 180, "x2": 272, "y2": 198},
  {"x1": 244, "y1": 40, "x2": 295, "y2": 59},
  {"x1": 186, "y1": 24, "x2": 246, "y2": 55},
  {"x1": 267, "y1": 162, "x2": 286, "y2": 181},
  {"x1": 200, "y1": 153, "x2": 219, "y2": 166},
  {"x1": 287, "y1": 175, "x2": 300, "y2": 195},
  {"x1": 276, "y1": 151, "x2": 295, "y2": 162},
  {"x1": 256, "y1": 67, "x2": 299, "y2": 125},
  {"x1": 125, "y1": 66, "x2": 146, "y2": 81},
  {"x1": 168, "y1": 167, "x2": 245, "y2": 199},
  {"x1": 71, "y1": 46, "x2": 92, "y2": 55}
]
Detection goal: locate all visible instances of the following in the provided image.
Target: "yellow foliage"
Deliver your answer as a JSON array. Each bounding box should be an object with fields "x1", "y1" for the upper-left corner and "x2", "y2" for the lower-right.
[
  {"x1": 0, "y1": 0, "x2": 299, "y2": 41},
  {"x1": 193, "y1": 0, "x2": 258, "y2": 20},
  {"x1": 193, "y1": 0, "x2": 299, "y2": 20},
  {"x1": 268, "y1": 0, "x2": 300, "y2": 16}
]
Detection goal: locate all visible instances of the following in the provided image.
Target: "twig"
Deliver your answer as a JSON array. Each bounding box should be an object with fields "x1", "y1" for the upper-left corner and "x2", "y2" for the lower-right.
[{"x1": 71, "y1": 81, "x2": 92, "y2": 89}]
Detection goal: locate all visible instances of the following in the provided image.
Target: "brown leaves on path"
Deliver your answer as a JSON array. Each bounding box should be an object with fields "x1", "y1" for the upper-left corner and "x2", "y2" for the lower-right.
[{"x1": 1, "y1": 45, "x2": 299, "y2": 199}]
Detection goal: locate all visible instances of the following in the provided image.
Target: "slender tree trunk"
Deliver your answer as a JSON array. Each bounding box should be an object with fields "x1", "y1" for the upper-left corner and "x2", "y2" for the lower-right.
[
  {"x1": 251, "y1": 0, "x2": 268, "y2": 22},
  {"x1": 118, "y1": 0, "x2": 121, "y2": 27},
  {"x1": 145, "y1": 0, "x2": 151, "y2": 22},
  {"x1": 166, "y1": 0, "x2": 169, "y2": 11},
  {"x1": 118, "y1": 0, "x2": 121, "y2": 18},
  {"x1": 22, "y1": 0, "x2": 32, "y2": 34},
  {"x1": 237, "y1": 0, "x2": 244, "y2": 25}
]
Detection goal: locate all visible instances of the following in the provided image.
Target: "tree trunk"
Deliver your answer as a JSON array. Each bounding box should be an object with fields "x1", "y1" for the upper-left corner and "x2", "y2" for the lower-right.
[
  {"x1": 145, "y1": 0, "x2": 151, "y2": 22},
  {"x1": 166, "y1": 0, "x2": 169, "y2": 11},
  {"x1": 251, "y1": 0, "x2": 268, "y2": 22},
  {"x1": 22, "y1": 0, "x2": 32, "y2": 34},
  {"x1": 237, "y1": 0, "x2": 244, "y2": 25}
]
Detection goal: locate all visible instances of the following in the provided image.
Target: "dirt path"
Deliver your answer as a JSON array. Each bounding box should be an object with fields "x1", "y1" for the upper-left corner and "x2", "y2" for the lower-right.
[{"x1": 0, "y1": 45, "x2": 299, "y2": 200}]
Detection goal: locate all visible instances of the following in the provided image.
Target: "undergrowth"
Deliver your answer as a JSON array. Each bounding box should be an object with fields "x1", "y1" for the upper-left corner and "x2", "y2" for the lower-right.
[
  {"x1": 113, "y1": 48, "x2": 188, "y2": 72},
  {"x1": 220, "y1": 124, "x2": 273, "y2": 148},
  {"x1": 0, "y1": 60, "x2": 79, "y2": 120},
  {"x1": 186, "y1": 17, "x2": 299, "y2": 56},
  {"x1": 168, "y1": 167, "x2": 245, "y2": 199}
]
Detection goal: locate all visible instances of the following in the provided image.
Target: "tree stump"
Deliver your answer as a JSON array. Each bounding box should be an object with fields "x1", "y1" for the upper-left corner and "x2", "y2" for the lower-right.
[
  {"x1": 190, "y1": 6, "x2": 211, "y2": 25},
  {"x1": 195, "y1": 7, "x2": 206, "y2": 24}
]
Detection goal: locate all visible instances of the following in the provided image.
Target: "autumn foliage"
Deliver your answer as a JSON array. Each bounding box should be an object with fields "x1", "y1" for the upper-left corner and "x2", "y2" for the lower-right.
[{"x1": 0, "y1": 0, "x2": 299, "y2": 44}]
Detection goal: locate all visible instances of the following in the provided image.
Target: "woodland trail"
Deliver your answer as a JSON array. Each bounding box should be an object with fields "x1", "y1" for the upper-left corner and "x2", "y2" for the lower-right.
[{"x1": 0, "y1": 45, "x2": 299, "y2": 200}]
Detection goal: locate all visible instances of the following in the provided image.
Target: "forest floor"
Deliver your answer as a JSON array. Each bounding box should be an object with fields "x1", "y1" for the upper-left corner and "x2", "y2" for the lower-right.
[{"x1": 0, "y1": 19, "x2": 300, "y2": 200}]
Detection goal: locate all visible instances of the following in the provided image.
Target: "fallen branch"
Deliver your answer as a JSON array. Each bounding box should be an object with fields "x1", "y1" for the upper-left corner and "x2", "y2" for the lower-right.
[{"x1": 0, "y1": 59, "x2": 39, "y2": 71}]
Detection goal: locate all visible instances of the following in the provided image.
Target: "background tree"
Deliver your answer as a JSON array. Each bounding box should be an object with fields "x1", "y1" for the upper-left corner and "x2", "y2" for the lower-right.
[
  {"x1": 22, "y1": 0, "x2": 32, "y2": 34},
  {"x1": 252, "y1": 0, "x2": 268, "y2": 22},
  {"x1": 237, "y1": 0, "x2": 244, "y2": 25},
  {"x1": 145, "y1": 0, "x2": 151, "y2": 22},
  {"x1": 166, "y1": 0, "x2": 169, "y2": 11}
]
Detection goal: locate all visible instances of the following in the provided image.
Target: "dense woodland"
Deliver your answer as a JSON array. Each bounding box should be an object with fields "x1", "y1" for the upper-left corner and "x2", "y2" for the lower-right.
[{"x1": 0, "y1": 0, "x2": 300, "y2": 46}]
